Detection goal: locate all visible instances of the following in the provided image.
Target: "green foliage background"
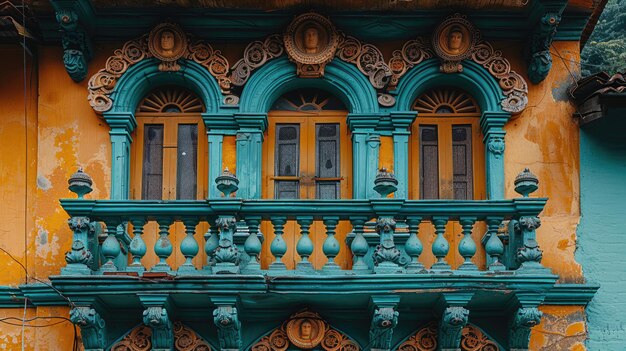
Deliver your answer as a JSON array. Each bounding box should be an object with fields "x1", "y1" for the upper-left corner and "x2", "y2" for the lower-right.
[{"x1": 580, "y1": 0, "x2": 626, "y2": 76}]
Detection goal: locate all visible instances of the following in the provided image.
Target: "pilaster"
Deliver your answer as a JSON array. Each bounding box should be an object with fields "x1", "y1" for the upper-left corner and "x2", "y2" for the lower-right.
[
  {"x1": 481, "y1": 111, "x2": 510, "y2": 200},
  {"x1": 390, "y1": 111, "x2": 416, "y2": 199},
  {"x1": 235, "y1": 126, "x2": 264, "y2": 199},
  {"x1": 208, "y1": 132, "x2": 225, "y2": 199}
]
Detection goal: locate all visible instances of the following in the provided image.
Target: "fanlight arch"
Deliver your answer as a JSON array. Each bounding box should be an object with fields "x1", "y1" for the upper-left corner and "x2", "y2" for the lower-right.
[
  {"x1": 110, "y1": 322, "x2": 215, "y2": 351},
  {"x1": 249, "y1": 311, "x2": 360, "y2": 351},
  {"x1": 396, "y1": 322, "x2": 502, "y2": 351}
]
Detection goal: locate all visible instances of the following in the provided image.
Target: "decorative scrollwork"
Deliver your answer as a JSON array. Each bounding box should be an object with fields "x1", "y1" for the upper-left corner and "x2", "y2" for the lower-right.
[
  {"x1": 88, "y1": 22, "x2": 230, "y2": 113},
  {"x1": 398, "y1": 322, "x2": 500, "y2": 351},
  {"x1": 251, "y1": 311, "x2": 360, "y2": 351},
  {"x1": 111, "y1": 322, "x2": 212, "y2": 351},
  {"x1": 388, "y1": 38, "x2": 434, "y2": 89},
  {"x1": 336, "y1": 34, "x2": 392, "y2": 89},
  {"x1": 230, "y1": 35, "x2": 284, "y2": 87}
]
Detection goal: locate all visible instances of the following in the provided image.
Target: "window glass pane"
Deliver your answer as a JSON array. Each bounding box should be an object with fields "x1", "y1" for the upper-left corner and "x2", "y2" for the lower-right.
[
  {"x1": 275, "y1": 124, "x2": 300, "y2": 199},
  {"x1": 176, "y1": 124, "x2": 198, "y2": 200},
  {"x1": 316, "y1": 124, "x2": 340, "y2": 199},
  {"x1": 452, "y1": 125, "x2": 473, "y2": 200},
  {"x1": 142, "y1": 124, "x2": 164, "y2": 200},
  {"x1": 420, "y1": 125, "x2": 439, "y2": 199}
]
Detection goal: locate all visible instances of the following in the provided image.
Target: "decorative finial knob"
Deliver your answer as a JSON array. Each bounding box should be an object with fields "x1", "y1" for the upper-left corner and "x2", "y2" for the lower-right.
[
  {"x1": 514, "y1": 168, "x2": 539, "y2": 197},
  {"x1": 68, "y1": 168, "x2": 93, "y2": 199},
  {"x1": 373, "y1": 168, "x2": 398, "y2": 198},
  {"x1": 215, "y1": 168, "x2": 239, "y2": 198}
]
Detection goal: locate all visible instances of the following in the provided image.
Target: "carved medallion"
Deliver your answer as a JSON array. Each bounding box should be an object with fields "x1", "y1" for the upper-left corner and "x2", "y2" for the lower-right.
[
  {"x1": 252, "y1": 310, "x2": 359, "y2": 351},
  {"x1": 432, "y1": 14, "x2": 479, "y2": 73},
  {"x1": 148, "y1": 22, "x2": 188, "y2": 71},
  {"x1": 286, "y1": 311, "x2": 326, "y2": 349},
  {"x1": 284, "y1": 12, "x2": 339, "y2": 78}
]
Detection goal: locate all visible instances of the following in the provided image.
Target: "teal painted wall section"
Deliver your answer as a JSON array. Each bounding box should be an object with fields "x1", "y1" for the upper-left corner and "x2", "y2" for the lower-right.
[{"x1": 577, "y1": 110, "x2": 626, "y2": 350}]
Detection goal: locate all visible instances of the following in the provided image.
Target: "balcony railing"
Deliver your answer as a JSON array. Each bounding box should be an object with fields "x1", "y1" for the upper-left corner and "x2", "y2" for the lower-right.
[{"x1": 59, "y1": 168, "x2": 550, "y2": 276}]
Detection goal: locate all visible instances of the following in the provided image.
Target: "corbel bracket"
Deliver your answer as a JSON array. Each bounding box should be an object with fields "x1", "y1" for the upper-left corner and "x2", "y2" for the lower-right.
[
  {"x1": 139, "y1": 295, "x2": 173, "y2": 351},
  {"x1": 369, "y1": 296, "x2": 400, "y2": 351},
  {"x1": 51, "y1": 0, "x2": 94, "y2": 82},
  {"x1": 68, "y1": 299, "x2": 107, "y2": 351},
  {"x1": 211, "y1": 296, "x2": 242, "y2": 351},
  {"x1": 508, "y1": 292, "x2": 545, "y2": 351},
  {"x1": 526, "y1": 1, "x2": 567, "y2": 84},
  {"x1": 436, "y1": 293, "x2": 473, "y2": 351}
]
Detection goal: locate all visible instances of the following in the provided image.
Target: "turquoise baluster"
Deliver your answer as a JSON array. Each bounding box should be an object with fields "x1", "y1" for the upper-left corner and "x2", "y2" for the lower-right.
[
  {"x1": 152, "y1": 218, "x2": 173, "y2": 272},
  {"x1": 405, "y1": 216, "x2": 425, "y2": 273},
  {"x1": 243, "y1": 216, "x2": 263, "y2": 273},
  {"x1": 296, "y1": 216, "x2": 314, "y2": 272},
  {"x1": 349, "y1": 217, "x2": 370, "y2": 273},
  {"x1": 204, "y1": 219, "x2": 219, "y2": 271},
  {"x1": 485, "y1": 217, "x2": 505, "y2": 271},
  {"x1": 458, "y1": 217, "x2": 478, "y2": 271},
  {"x1": 269, "y1": 216, "x2": 287, "y2": 271},
  {"x1": 431, "y1": 216, "x2": 451, "y2": 271},
  {"x1": 128, "y1": 218, "x2": 147, "y2": 274},
  {"x1": 322, "y1": 217, "x2": 341, "y2": 273},
  {"x1": 179, "y1": 218, "x2": 199, "y2": 274},
  {"x1": 101, "y1": 221, "x2": 121, "y2": 272}
]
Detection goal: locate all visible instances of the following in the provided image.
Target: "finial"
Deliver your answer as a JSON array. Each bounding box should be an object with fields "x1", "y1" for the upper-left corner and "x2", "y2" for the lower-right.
[
  {"x1": 514, "y1": 168, "x2": 539, "y2": 197},
  {"x1": 373, "y1": 168, "x2": 398, "y2": 198},
  {"x1": 215, "y1": 168, "x2": 239, "y2": 198},
  {"x1": 68, "y1": 167, "x2": 93, "y2": 199}
]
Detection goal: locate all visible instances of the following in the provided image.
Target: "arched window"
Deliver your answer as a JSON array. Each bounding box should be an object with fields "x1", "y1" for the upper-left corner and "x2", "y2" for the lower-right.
[
  {"x1": 410, "y1": 87, "x2": 485, "y2": 200},
  {"x1": 131, "y1": 86, "x2": 207, "y2": 200},
  {"x1": 263, "y1": 88, "x2": 350, "y2": 200}
]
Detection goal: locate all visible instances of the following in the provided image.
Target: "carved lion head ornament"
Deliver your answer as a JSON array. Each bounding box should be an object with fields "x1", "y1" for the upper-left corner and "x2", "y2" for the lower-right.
[{"x1": 87, "y1": 13, "x2": 528, "y2": 114}]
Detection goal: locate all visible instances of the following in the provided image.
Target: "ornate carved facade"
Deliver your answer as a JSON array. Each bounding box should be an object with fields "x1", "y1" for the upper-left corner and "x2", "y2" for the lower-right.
[
  {"x1": 398, "y1": 323, "x2": 500, "y2": 351},
  {"x1": 111, "y1": 322, "x2": 212, "y2": 351}
]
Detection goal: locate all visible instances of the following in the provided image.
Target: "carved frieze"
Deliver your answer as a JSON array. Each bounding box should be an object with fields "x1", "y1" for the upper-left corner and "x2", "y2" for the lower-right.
[
  {"x1": 251, "y1": 311, "x2": 359, "y2": 351},
  {"x1": 87, "y1": 22, "x2": 230, "y2": 113},
  {"x1": 398, "y1": 322, "x2": 500, "y2": 351},
  {"x1": 111, "y1": 322, "x2": 212, "y2": 351}
]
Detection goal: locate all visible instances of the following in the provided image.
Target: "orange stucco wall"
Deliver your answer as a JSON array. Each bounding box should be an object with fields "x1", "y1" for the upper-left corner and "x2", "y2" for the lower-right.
[{"x1": 0, "y1": 37, "x2": 587, "y2": 349}]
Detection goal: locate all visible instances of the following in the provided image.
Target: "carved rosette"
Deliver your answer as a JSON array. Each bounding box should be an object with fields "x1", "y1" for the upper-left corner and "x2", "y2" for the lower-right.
[
  {"x1": 88, "y1": 22, "x2": 230, "y2": 113},
  {"x1": 398, "y1": 322, "x2": 500, "y2": 351},
  {"x1": 283, "y1": 12, "x2": 339, "y2": 78},
  {"x1": 252, "y1": 311, "x2": 359, "y2": 351},
  {"x1": 111, "y1": 322, "x2": 212, "y2": 351}
]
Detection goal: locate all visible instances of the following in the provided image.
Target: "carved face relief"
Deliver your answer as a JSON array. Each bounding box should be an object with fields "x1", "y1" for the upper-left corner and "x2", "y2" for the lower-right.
[
  {"x1": 286, "y1": 315, "x2": 326, "y2": 349},
  {"x1": 284, "y1": 12, "x2": 339, "y2": 78},
  {"x1": 433, "y1": 14, "x2": 479, "y2": 72},
  {"x1": 148, "y1": 22, "x2": 187, "y2": 63}
]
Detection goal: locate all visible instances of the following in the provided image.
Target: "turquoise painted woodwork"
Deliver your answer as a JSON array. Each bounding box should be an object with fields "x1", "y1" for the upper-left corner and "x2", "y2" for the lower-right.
[
  {"x1": 207, "y1": 133, "x2": 224, "y2": 199},
  {"x1": 394, "y1": 59, "x2": 511, "y2": 200},
  {"x1": 235, "y1": 130, "x2": 263, "y2": 199},
  {"x1": 392, "y1": 130, "x2": 411, "y2": 199},
  {"x1": 369, "y1": 296, "x2": 400, "y2": 351},
  {"x1": 436, "y1": 293, "x2": 473, "y2": 351},
  {"x1": 128, "y1": 217, "x2": 147, "y2": 274},
  {"x1": 140, "y1": 295, "x2": 173, "y2": 351},
  {"x1": 295, "y1": 216, "x2": 314, "y2": 271},
  {"x1": 239, "y1": 57, "x2": 379, "y2": 114},
  {"x1": 152, "y1": 219, "x2": 174, "y2": 272},
  {"x1": 61, "y1": 216, "x2": 93, "y2": 275},
  {"x1": 179, "y1": 218, "x2": 200, "y2": 274},
  {"x1": 69, "y1": 306, "x2": 107, "y2": 351},
  {"x1": 211, "y1": 297, "x2": 242, "y2": 351},
  {"x1": 526, "y1": 1, "x2": 568, "y2": 84},
  {"x1": 509, "y1": 307, "x2": 542, "y2": 350},
  {"x1": 51, "y1": 0, "x2": 94, "y2": 82},
  {"x1": 458, "y1": 217, "x2": 478, "y2": 271}
]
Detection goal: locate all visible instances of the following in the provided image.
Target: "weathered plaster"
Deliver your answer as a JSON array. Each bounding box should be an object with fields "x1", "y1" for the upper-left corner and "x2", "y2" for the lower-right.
[{"x1": 530, "y1": 306, "x2": 588, "y2": 350}]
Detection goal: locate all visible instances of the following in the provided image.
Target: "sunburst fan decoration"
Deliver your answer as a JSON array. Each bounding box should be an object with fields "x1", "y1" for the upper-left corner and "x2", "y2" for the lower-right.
[
  {"x1": 413, "y1": 88, "x2": 479, "y2": 114},
  {"x1": 138, "y1": 87, "x2": 204, "y2": 113},
  {"x1": 272, "y1": 89, "x2": 346, "y2": 112}
]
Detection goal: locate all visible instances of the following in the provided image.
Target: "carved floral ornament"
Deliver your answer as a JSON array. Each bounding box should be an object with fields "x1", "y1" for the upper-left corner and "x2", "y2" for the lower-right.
[
  {"x1": 252, "y1": 311, "x2": 359, "y2": 351},
  {"x1": 397, "y1": 322, "x2": 500, "y2": 351},
  {"x1": 111, "y1": 322, "x2": 212, "y2": 351},
  {"x1": 87, "y1": 13, "x2": 527, "y2": 114}
]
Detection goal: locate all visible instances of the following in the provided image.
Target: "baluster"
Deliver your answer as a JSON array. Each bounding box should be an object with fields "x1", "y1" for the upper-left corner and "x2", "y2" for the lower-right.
[
  {"x1": 485, "y1": 217, "x2": 505, "y2": 271},
  {"x1": 431, "y1": 216, "x2": 451, "y2": 271},
  {"x1": 178, "y1": 218, "x2": 199, "y2": 274},
  {"x1": 243, "y1": 216, "x2": 263, "y2": 273},
  {"x1": 458, "y1": 217, "x2": 478, "y2": 271},
  {"x1": 100, "y1": 220, "x2": 121, "y2": 272},
  {"x1": 128, "y1": 218, "x2": 147, "y2": 274},
  {"x1": 152, "y1": 218, "x2": 173, "y2": 272},
  {"x1": 296, "y1": 216, "x2": 314, "y2": 272},
  {"x1": 349, "y1": 217, "x2": 370, "y2": 273},
  {"x1": 405, "y1": 216, "x2": 425, "y2": 273},
  {"x1": 204, "y1": 219, "x2": 219, "y2": 271},
  {"x1": 322, "y1": 217, "x2": 341, "y2": 273},
  {"x1": 269, "y1": 216, "x2": 287, "y2": 271}
]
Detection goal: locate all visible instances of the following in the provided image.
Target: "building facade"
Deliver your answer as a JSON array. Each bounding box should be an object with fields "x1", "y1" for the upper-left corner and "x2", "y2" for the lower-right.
[{"x1": 0, "y1": 1, "x2": 606, "y2": 350}]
